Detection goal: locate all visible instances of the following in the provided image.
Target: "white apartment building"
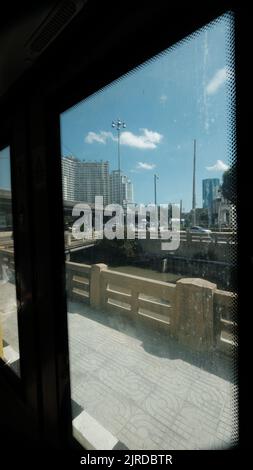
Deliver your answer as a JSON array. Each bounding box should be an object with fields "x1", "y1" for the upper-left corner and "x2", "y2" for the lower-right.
[
  {"x1": 62, "y1": 156, "x2": 110, "y2": 204},
  {"x1": 62, "y1": 156, "x2": 134, "y2": 206},
  {"x1": 62, "y1": 156, "x2": 79, "y2": 201}
]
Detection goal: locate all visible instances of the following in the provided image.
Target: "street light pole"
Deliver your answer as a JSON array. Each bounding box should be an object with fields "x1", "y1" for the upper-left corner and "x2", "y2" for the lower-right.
[
  {"x1": 154, "y1": 173, "x2": 159, "y2": 205},
  {"x1": 192, "y1": 139, "x2": 197, "y2": 226},
  {"x1": 112, "y1": 119, "x2": 126, "y2": 205}
]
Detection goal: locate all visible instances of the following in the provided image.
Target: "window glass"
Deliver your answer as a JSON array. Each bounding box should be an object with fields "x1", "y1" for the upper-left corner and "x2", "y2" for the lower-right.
[
  {"x1": 0, "y1": 146, "x2": 20, "y2": 376},
  {"x1": 60, "y1": 12, "x2": 237, "y2": 450}
]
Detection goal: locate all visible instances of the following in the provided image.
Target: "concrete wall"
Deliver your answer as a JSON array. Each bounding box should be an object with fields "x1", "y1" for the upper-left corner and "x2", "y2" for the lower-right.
[
  {"x1": 0, "y1": 247, "x2": 237, "y2": 357},
  {"x1": 66, "y1": 261, "x2": 237, "y2": 355},
  {"x1": 139, "y1": 231, "x2": 236, "y2": 262},
  {"x1": 0, "y1": 246, "x2": 237, "y2": 364}
]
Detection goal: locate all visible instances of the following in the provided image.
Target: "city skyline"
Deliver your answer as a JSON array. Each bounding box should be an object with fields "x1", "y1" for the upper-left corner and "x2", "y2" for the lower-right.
[
  {"x1": 61, "y1": 155, "x2": 223, "y2": 212},
  {"x1": 0, "y1": 14, "x2": 234, "y2": 212},
  {"x1": 0, "y1": 147, "x2": 227, "y2": 212},
  {"x1": 60, "y1": 13, "x2": 233, "y2": 211},
  {"x1": 62, "y1": 156, "x2": 134, "y2": 205}
]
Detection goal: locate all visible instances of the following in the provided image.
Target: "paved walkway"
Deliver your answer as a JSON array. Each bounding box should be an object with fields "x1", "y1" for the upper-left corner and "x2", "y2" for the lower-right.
[
  {"x1": 0, "y1": 281, "x2": 237, "y2": 449},
  {"x1": 68, "y1": 301, "x2": 237, "y2": 450},
  {"x1": 0, "y1": 281, "x2": 19, "y2": 349}
]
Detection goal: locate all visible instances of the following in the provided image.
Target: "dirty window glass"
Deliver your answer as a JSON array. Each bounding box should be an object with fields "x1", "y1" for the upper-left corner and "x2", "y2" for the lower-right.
[
  {"x1": 0, "y1": 146, "x2": 20, "y2": 376},
  {"x1": 60, "y1": 12, "x2": 237, "y2": 450}
]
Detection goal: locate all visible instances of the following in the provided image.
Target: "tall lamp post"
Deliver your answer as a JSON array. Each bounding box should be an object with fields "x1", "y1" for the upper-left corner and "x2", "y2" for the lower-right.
[
  {"x1": 112, "y1": 119, "x2": 126, "y2": 204},
  {"x1": 154, "y1": 173, "x2": 159, "y2": 205},
  {"x1": 192, "y1": 139, "x2": 197, "y2": 226}
]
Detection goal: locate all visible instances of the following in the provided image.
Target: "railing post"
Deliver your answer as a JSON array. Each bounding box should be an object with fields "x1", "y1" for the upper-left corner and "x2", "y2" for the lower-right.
[
  {"x1": 90, "y1": 263, "x2": 108, "y2": 309},
  {"x1": 174, "y1": 278, "x2": 217, "y2": 351},
  {"x1": 64, "y1": 231, "x2": 72, "y2": 247}
]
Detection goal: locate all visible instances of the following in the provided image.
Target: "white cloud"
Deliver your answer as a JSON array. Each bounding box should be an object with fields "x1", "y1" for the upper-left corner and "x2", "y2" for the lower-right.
[
  {"x1": 120, "y1": 129, "x2": 162, "y2": 149},
  {"x1": 206, "y1": 67, "x2": 228, "y2": 95},
  {"x1": 85, "y1": 131, "x2": 115, "y2": 144},
  {"x1": 85, "y1": 128, "x2": 163, "y2": 150},
  {"x1": 160, "y1": 94, "x2": 167, "y2": 103},
  {"x1": 206, "y1": 160, "x2": 229, "y2": 172},
  {"x1": 137, "y1": 162, "x2": 156, "y2": 170}
]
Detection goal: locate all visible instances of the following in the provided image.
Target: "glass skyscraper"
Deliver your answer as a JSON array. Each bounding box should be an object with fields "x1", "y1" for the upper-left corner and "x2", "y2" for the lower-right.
[{"x1": 202, "y1": 178, "x2": 220, "y2": 209}]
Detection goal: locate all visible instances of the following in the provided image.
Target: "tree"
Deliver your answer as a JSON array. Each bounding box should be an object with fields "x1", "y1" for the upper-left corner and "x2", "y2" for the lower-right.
[
  {"x1": 95, "y1": 235, "x2": 142, "y2": 265},
  {"x1": 195, "y1": 208, "x2": 209, "y2": 227},
  {"x1": 221, "y1": 164, "x2": 236, "y2": 205}
]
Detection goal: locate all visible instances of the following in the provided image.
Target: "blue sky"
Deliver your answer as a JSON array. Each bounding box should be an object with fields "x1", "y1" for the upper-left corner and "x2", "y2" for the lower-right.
[
  {"x1": 0, "y1": 147, "x2": 11, "y2": 190},
  {"x1": 0, "y1": 14, "x2": 234, "y2": 212},
  {"x1": 60, "y1": 13, "x2": 234, "y2": 211}
]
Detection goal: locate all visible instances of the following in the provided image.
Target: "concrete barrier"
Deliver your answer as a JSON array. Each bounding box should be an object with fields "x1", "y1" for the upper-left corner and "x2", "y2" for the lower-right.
[
  {"x1": 0, "y1": 247, "x2": 237, "y2": 356},
  {"x1": 65, "y1": 261, "x2": 237, "y2": 354}
]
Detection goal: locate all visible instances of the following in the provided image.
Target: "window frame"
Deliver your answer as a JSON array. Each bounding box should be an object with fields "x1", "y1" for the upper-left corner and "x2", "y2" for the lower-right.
[
  {"x1": 1, "y1": 0, "x2": 246, "y2": 451},
  {"x1": 38, "y1": 4, "x2": 239, "y2": 450},
  {"x1": 0, "y1": 112, "x2": 42, "y2": 446}
]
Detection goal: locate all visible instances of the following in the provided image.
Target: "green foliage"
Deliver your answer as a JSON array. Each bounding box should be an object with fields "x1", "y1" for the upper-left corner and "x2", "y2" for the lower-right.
[
  {"x1": 195, "y1": 208, "x2": 209, "y2": 227},
  {"x1": 96, "y1": 236, "x2": 142, "y2": 265},
  {"x1": 221, "y1": 164, "x2": 236, "y2": 205}
]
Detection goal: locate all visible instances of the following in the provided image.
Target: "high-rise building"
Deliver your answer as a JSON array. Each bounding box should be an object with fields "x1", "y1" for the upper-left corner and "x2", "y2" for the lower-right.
[
  {"x1": 62, "y1": 156, "x2": 110, "y2": 204},
  {"x1": 62, "y1": 156, "x2": 79, "y2": 201},
  {"x1": 62, "y1": 156, "x2": 134, "y2": 206},
  {"x1": 76, "y1": 160, "x2": 110, "y2": 205},
  {"x1": 110, "y1": 170, "x2": 121, "y2": 205},
  {"x1": 202, "y1": 178, "x2": 220, "y2": 209},
  {"x1": 110, "y1": 170, "x2": 134, "y2": 205}
]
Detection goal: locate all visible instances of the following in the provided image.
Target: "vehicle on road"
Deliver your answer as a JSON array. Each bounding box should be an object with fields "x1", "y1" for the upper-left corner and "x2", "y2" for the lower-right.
[{"x1": 189, "y1": 225, "x2": 211, "y2": 234}]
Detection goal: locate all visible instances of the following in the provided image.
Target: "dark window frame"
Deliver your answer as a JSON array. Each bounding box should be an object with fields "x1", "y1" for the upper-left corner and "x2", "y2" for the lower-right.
[
  {"x1": 39, "y1": 3, "x2": 240, "y2": 450},
  {"x1": 0, "y1": 111, "x2": 42, "y2": 446},
  {"x1": 0, "y1": 0, "x2": 248, "y2": 451}
]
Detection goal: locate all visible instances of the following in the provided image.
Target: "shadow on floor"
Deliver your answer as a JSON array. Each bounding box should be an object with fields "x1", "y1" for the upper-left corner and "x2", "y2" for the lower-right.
[{"x1": 68, "y1": 301, "x2": 236, "y2": 384}]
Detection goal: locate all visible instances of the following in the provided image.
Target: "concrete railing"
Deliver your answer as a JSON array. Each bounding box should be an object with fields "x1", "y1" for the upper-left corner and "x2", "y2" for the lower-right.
[
  {"x1": 97, "y1": 264, "x2": 175, "y2": 326},
  {"x1": 65, "y1": 261, "x2": 237, "y2": 354},
  {"x1": 66, "y1": 261, "x2": 91, "y2": 303},
  {"x1": 179, "y1": 230, "x2": 236, "y2": 245},
  {"x1": 213, "y1": 289, "x2": 237, "y2": 353},
  {"x1": 0, "y1": 247, "x2": 237, "y2": 356},
  {"x1": 64, "y1": 230, "x2": 236, "y2": 245}
]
